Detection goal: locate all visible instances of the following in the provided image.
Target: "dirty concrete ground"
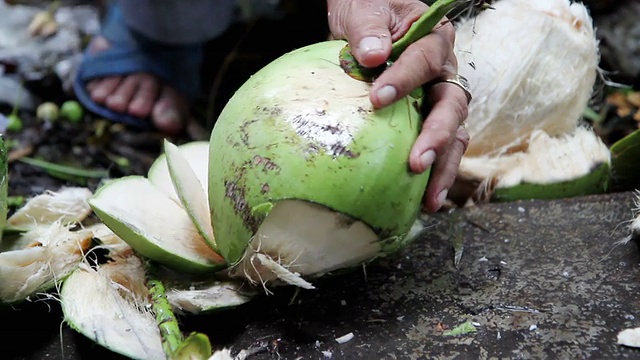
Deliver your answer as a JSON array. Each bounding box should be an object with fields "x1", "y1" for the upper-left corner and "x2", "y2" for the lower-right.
[{"x1": 3, "y1": 191, "x2": 640, "y2": 359}]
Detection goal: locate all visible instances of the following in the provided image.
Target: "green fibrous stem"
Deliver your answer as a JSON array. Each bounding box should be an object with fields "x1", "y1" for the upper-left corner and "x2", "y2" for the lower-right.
[
  {"x1": 146, "y1": 262, "x2": 212, "y2": 359},
  {"x1": 340, "y1": 0, "x2": 463, "y2": 81}
]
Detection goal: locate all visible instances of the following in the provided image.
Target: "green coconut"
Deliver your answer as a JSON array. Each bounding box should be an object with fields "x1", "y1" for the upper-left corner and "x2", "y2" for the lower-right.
[{"x1": 208, "y1": 40, "x2": 431, "y2": 286}]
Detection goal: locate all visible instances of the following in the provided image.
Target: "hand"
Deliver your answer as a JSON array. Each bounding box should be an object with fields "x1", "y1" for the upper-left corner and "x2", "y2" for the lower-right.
[{"x1": 327, "y1": 0, "x2": 470, "y2": 213}]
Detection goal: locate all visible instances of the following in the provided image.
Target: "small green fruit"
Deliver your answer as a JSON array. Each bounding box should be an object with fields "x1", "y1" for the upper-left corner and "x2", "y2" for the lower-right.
[
  {"x1": 60, "y1": 100, "x2": 84, "y2": 123},
  {"x1": 6, "y1": 114, "x2": 23, "y2": 132},
  {"x1": 36, "y1": 102, "x2": 60, "y2": 122}
]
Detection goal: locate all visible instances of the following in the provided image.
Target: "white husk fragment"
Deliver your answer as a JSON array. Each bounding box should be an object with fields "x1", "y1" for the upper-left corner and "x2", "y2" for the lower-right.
[
  {"x1": 165, "y1": 279, "x2": 255, "y2": 314},
  {"x1": 629, "y1": 191, "x2": 640, "y2": 238},
  {"x1": 617, "y1": 327, "x2": 640, "y2": 348},
  {"x1": 335, "y1": 332, "x2": 355, "y2": 344},
  {"x1": 459, "y1": 127, "x2": 610, "y2": 189},
  {"x1": 209, "y1": 348, "x2": 234, "y2": 360},
  {"x1": 0, "y1": 222, "x2": 93, "y2": 302},
  {"x1": 60, "y1": 251, "x2": 165, "y2": 360},
  {"x1": 230, "y1": 200, "x2": 381, "y2": 289},
  {"x1": 0, "y1": 187, "x2": 95, "y2": 303},
  {"x1": 455, "y1": 0, "x2": 599, "y2": 157},
  {"x1": 6, "y1": 187, "x2": 92, "y2": 231},
  {"x1": 163, "y1": 140, "x2": 216, "y2": 249},
  {"x1": 148, "y1": 141, "x2": 210, "y2": 203}
]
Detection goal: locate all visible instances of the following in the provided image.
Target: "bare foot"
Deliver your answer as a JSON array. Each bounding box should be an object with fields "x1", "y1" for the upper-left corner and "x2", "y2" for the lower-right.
[{"x1": 84, "y1": 37, "x2": 189, "y2": 135}]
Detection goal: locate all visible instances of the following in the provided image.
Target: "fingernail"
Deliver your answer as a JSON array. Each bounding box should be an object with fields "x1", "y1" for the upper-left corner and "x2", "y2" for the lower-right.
[
  {"x1": 436, "y1": 189, "x2": 448, "y2": 209},
  {"x1": 376, "y1": 85, "x2": 397, "y2": 106},
  {"x1": 358, "y1": 36, "x2": 384, "y2": 55},
  {"x1": 420, "y1": 150, "x2": 436, "y2": 171}
]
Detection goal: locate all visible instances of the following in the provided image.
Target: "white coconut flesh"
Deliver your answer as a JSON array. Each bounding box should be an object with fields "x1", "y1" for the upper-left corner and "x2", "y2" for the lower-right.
[
  {"x1": 454, "y1": 0, "x2": 599, "y2": 157},
  {"x1": 459, "y1": 127, "x2": 611, "y2": 189},
  {"x1": 229, "y1": 199, "x2": 382, "y2": 289},
  {"x1": 89, "y1": 176, "x2": 224, "y2": 272}
]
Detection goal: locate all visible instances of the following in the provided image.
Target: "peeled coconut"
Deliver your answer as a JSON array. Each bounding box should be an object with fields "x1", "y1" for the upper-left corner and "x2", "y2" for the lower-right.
[
  {"x1": 452, "y1": 0, "x2": 609, "y2": 201},
  {"x1": 208, "y1": 39, "x2": 431, "y2": 287}
]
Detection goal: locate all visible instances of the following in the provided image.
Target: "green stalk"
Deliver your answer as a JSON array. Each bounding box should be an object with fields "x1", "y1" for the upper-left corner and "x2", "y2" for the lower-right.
[
  {"x1": 146, "y1": 265, "x2": 184, "y2": 356},
  {"x1": 389, "y1": 0, "x2": 462, "y2": 61},
  {"x1": 340, "y1": 0, "x2": 464, "y2": 81},
  {"x1": 146, "y1": 262, "x2": 212, "y2": 360}
]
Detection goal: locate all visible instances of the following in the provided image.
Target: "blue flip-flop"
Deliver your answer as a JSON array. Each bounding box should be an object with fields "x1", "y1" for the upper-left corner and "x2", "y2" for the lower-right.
[{"x1": 73, "y1": 4, "x2": 203, "y2": 129}]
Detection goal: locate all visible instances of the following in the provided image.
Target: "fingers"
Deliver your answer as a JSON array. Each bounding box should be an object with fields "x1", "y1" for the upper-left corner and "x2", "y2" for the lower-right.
[
  {"x1": 371, "y1": 20, "x2": 456, "y2": 108},
  {"x1": 422, "y1": 125, "x2": 469, "y2": 213},
  {"x1": 329, "y1": 0, "x2": 429, "y2": 68},
  {"x1": 327, "y1": 0, "x2": 394, "y2": 68},
  {"x1": 409, "y1": 81, "x2": 470, "y2": 212}
]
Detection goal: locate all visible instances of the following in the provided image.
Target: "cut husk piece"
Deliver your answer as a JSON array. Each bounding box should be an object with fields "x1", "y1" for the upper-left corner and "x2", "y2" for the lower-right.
[
  {"x1": 61, "y1": 253, "x2": 165, "y2": 360},
  {"x1": 158, "y1": 266, "x2": 256, "y2": 314},
  {"x1": 0, "y1": 222, "x2": 93, "y2": 304},
  {"x1": 459, "y1": 127, "x2": 611, "y2": 202},
  {"x1": 163, "y1": 140, "x2": 217, "y2": 252},
  {"x1": 148, "y1": 141, "x2": 210, "y2": 203},
  {"x1": 0, "y1": 186, "x2": 95, "y2": 304},
  {"x1": 89, "y1": 176, "x2": 225, "y2": 273},
  {"x1": 209, "y1": 40, "x2": 431, "y2": 275},
  {"x1": 61, "y1": 229, "x2": 249, "y2": 359},
  {"x1": 5, "y1": 187, "x2": 92, "y2": 232}
]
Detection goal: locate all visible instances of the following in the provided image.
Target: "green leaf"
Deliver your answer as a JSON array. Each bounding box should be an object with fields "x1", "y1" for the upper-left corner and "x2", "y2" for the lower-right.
[
  {"x1": 443, "y1": 321, "x2": 477, "y2": 336},
  {"x1": 609, "y1": 129, "x2": 640, "y2": 191}
]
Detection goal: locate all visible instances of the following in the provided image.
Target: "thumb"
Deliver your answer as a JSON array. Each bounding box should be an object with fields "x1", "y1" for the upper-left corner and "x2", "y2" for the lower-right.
[{"x1": 328, "y1": 0, "x2": 393, "y2": 68}]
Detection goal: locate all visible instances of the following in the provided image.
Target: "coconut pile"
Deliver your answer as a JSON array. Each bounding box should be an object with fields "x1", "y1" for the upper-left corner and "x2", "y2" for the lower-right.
[{"x1": 2, "y1": 0, "x2": 640, "y2": 359}]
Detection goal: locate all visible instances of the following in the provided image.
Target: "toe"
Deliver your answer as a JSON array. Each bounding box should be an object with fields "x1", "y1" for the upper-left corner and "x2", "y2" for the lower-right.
[
  {"x1": 105, "y1": 75, "x2": 139, "y2": 113},
  {"x1": 90, "y1": 77, "x2": 122, "y2": 104},
  {"x1": 128, "y1": 73, "x2": 160, "y2": 118},
  {"x1": 152, "y1": 86, "x2": 187, "y2": 135}
]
